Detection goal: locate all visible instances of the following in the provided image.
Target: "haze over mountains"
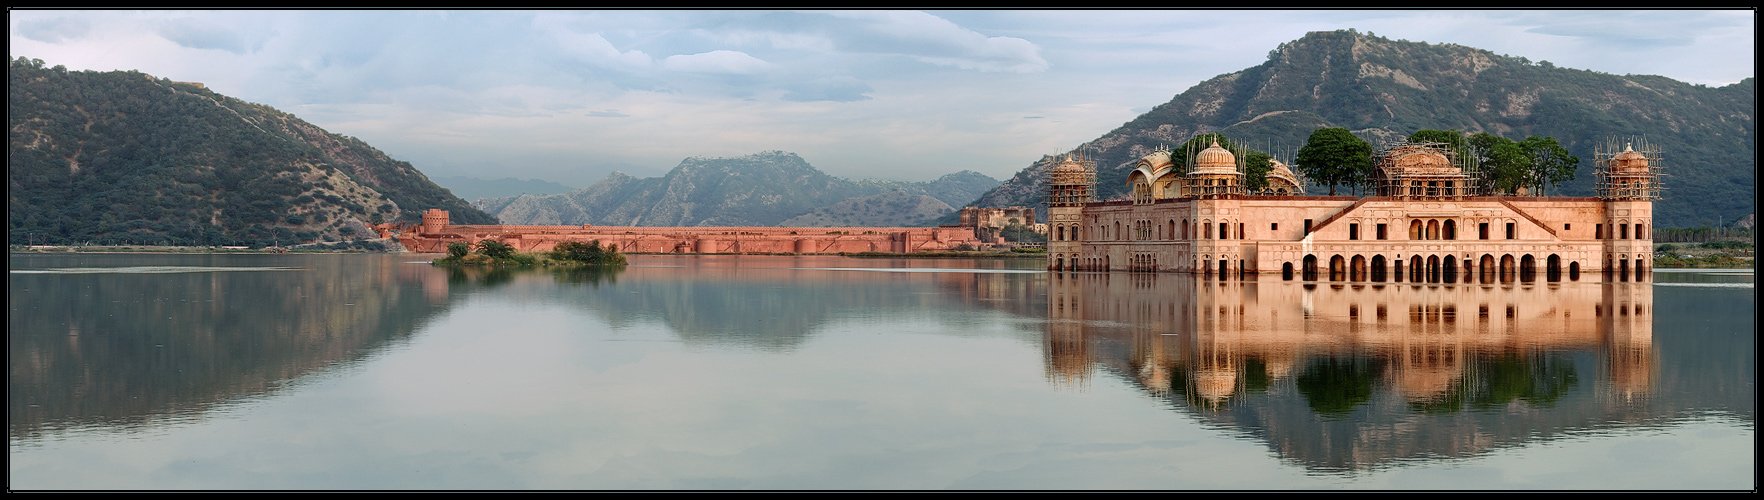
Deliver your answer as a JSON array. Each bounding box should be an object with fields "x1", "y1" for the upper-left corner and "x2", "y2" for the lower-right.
[
  {"x1": 431, "y1": 176, "x2": 577, "y2": 205},
  {"x1": 480, "y1": 151, "x2": 1000, "y2": 227},
  {"x1": 975, "y1": 30, "x2": 1753, "y2": 229}
]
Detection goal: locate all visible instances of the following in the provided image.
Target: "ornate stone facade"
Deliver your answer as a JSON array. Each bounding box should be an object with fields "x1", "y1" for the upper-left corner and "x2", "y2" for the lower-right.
[{"x1": 1048, "y1": 139, "x2": 1659, "y2": 279}]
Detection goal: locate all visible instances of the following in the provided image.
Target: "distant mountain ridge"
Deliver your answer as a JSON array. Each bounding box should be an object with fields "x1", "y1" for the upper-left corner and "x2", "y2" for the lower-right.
[
  {"x1": 8, "y1": 57, "x2": 495, "y2": 247},
  {"x1": 485, "y1": 151, "x2": 1000, "y2": 227},
  {"x1": 432, "y1": 176, "x2": 576, "y2": 205},
  {"x1": 972, "y1": 30, "x2": 1753, "y2": 228}
]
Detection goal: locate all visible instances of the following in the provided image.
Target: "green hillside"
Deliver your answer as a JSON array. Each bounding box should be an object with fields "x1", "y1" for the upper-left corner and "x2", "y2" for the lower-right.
[
  {"x1": 9, "y1": 57, "x2": 495, "y2": 247},
  {"x1": 973, "y1": 30, "x2": 1754, "y2": 228}
]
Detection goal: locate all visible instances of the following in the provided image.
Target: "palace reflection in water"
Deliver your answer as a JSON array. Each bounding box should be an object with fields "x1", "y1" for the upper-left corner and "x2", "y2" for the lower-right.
[
  {"x1": 1041, "y1": 271, "x2": 1733, "y2": 472},
  {"x1": 10, "y1": 253, "x2": 1749, "y2": 488}
]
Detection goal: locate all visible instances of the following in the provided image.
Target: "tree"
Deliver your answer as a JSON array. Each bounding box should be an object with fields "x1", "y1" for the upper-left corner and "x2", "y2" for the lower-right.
[
  {"x1": 551, "y1": 239, "x2": 626, "y2": 266},
  {"x1": 1295, "y1": 128, "x2": 1373, "y2": 196},
  {"x1": 1518, "y1": 136, "x2": 1580, "y2": 196},
  {"x1": 447, "y1": 241, "x2": 469, "y2": 259},
  {"x1": 1408, "y1": 129, "x2": 1467, "y2": 157},
  {"x1": 1469, "y1": 134, "x2": 1580, "y2": 196},
  {"x1": 1242, "y1": 151, "x2": 1274, "y2": 192},
  {"x1": 1001, "y1": 220, "x2": 1046, "y2": 244},
  {"x1": 475, "y1": 239, "x2": 515, "y2": 259},
  {"x1": 1471, "y1": 134, "x2": 1529, "y2": 195}
]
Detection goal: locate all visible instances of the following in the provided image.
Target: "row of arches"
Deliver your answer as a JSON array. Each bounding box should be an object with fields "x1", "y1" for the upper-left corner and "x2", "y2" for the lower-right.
[
  {"x1": 1409, "y1": 219, "x2": 1458, "y2": 240},
  {"x1": 1596, "y1": 221, "x2": 1649, "y2": 240},
  {"x1": 1279, "y1": 253, "x2": 1645, "y2": 283},
  {"x1": 1049, "y1": 253, "x2": 1247, "y2": 275},
  {"x1": 1062, "y1": 218, "x2": 1246, "y2": 242}
]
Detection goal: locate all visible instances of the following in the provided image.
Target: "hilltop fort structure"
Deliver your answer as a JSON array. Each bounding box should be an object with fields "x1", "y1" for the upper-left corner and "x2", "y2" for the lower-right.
[
  {"x1": 375, "y1": 213, "x2": 984, "y2": 254},
  {"x1": 959, "y1": 206, "x2": 1044, "y2": 244},
  {"x1": 1046, "y1": 137, "x2": 1660, "y2": 279}
]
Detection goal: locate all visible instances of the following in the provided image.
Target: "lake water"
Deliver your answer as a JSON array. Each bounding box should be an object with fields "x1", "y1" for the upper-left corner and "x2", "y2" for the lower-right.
[{"x1": 8, "y1": 253, "x2": 1754, "y2": 490}]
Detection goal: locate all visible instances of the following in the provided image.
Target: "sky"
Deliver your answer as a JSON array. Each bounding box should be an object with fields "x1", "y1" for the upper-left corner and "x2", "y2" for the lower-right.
[{"x1": 9, "y1": 10, "x2": 1755, "y2": 188}]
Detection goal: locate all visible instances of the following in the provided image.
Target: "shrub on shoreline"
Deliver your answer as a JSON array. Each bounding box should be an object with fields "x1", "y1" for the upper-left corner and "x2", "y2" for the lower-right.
[{"x1": 432, "y1": 239, "x2": 625, "y2": 268}]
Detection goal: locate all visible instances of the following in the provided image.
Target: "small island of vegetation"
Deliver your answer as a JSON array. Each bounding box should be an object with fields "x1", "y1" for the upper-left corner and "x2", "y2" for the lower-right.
[{"x1": 433, "y1": 240, "x2": 627, "y2": 268}]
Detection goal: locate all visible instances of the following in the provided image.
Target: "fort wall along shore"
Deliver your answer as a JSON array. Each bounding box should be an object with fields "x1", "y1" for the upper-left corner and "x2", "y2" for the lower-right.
[{"x1": 375, "y1": 210, "x2": 985, "y2": 255}]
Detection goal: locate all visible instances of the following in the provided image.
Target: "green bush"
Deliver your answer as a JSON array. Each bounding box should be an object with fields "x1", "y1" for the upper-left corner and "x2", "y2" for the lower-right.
[
  {"x1": 551, "y1": 240, "x2": 626, "y2": 266},
  {"x1": 475, "y1": 239, "x2": 516, "y2": 259},
  {"x1": 1700, "y1": 240, "x2": 1752, "y2": 250},
  {"x1": 447, "y1": 241, "x2": 469, "y2": 259}
]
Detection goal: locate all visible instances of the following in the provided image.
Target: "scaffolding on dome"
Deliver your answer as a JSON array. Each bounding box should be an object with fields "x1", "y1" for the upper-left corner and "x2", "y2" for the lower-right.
[
  {"x1": 1046, "y1": 151, "x2": 1097, "y2": 207},
  {"x1": 1370, "y1": 140, "x2": 1482, "y2": 199},
  {"x1": 1594, "y1": 137, "x2": 1664, "y2": 200}
]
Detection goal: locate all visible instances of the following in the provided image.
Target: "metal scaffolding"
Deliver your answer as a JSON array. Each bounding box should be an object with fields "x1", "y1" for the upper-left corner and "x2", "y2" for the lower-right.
[
  {"x1": 1370, "y1": 140, "x2": 1479, "y2": 199},
  {"x1": 1594, "y1": 137, "x2": 1664, "y2": 201}
]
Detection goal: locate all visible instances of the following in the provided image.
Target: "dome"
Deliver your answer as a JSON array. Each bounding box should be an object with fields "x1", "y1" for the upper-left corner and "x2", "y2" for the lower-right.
[
  {"x1": 1265, "y1": 160, "x2": 1303, "y2": 194},
  {"x1": 1613, "y1": 143, "x2": 1650, "y2": 173},
  {"x1": 1189, "y1": 139, "x2": 1239, "y2": 176},
  {"x1": 1193, "y1": 368, "x2": 1237, "y2": 403},
  {"x1": 1137, "y1": 149, "x2": 1174, "y2": 175},
  {"x1": 1048, "y1": 157, "x2": 1090, "y2": 185},
  {"x1": 1391, "y1": 146, "x2": 1457, "y2": 175}
]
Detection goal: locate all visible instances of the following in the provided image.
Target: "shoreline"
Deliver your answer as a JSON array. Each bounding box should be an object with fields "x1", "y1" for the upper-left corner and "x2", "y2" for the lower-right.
[{"x1": 10, "y1": 246, "x2": 1750, "y2": 268}]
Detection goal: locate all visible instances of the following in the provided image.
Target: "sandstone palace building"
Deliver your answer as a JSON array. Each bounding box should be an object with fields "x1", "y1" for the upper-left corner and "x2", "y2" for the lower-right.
[{"x1": 1045, "y1": 137, "x2": 1661, "y2": 279}]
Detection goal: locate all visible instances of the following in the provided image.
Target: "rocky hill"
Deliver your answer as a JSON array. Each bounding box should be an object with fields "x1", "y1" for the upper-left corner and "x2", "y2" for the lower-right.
[
  {"x1": 778, "y1": 190, "x2": 956, "y2": 227},
  {"x1": 8, "y1": 57, "x2": 494, "y2": 247},
  {"x1": 972, "y1": 30, "x2": 1754, "y2": 228},
  {"x1": 486, "y1": 152, "x2": 999, "y2": 227}
]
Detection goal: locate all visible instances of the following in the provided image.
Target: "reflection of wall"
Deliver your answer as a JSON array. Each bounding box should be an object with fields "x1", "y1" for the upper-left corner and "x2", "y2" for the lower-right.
[
  {"x1": 558, "y1": 256, "x2": 1047, "y2": 351},
  {"x1": 1044, "y1": 272, "x2": 1665, "y2": 470}
]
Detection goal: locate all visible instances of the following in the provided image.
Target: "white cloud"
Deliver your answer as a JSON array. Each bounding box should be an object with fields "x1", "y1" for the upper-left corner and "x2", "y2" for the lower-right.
[
  {"x1": 661, "y1": 50, "x2": 773, "y2": 75},
  {"x1": 16, "y1": 17, "x2": 91, "y2": 43},
  {"x1": 551, "y1": 30, "x2": 653, "y2": 71},
  {"x1": 823, "y1": 11, "x2": 1050, "y2": 73},
  {"x1": 156, "y1": 18, "x2": 251, "y2": 54},
  {"x1": 6, "y1": 10, "x2": 1750, "y2": 186}
]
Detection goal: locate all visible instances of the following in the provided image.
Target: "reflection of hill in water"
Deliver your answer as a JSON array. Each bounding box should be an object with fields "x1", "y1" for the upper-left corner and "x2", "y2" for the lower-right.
[
  {"x1": 1046, "y1": 272, "x2": 1753, "y2": 472},
  {"x1": 7, "y1": 254, "x2": 1053, "y2": 439},
  {"x1": 550, "y1": 257, "x2": 1047, "y2": 351},
  {"x1": 8, "y1": 254, "x2": 461, "y2": 439}
]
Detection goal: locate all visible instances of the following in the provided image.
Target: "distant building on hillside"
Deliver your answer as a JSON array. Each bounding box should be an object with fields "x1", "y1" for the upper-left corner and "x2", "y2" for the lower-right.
[{"x1": 959, "y1": 206, "x2": 1045, "y2": 244}]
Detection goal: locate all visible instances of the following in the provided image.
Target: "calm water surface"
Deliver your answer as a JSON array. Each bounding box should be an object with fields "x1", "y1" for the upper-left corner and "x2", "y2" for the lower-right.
[{"x1": 8, "y1": 253, "x2": 1754, "y2": 489}]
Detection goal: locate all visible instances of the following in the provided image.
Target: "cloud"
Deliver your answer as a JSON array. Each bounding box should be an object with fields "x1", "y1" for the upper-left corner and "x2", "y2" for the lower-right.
[
  {"x1": 1523, "y1": 24, "x2": 1696, "y2": 49},
  {"x1": 157, "y1": 18, "x2": 255, "y2": 54},
  {"x1": 586, "y1": 110, "x2": 629, "y2": 117},
  {"x1": 16, "y1": 17, "x2": 91, "y2": 43},
  {"x1": 780, "y1": 76, "x2": 872, "y2": 102},
  {"x1": 824, "y1": 11, "x2": 1049, "y2": 73},
  {"x1": 553, "y1": 30, "x2": 654, "y2": 71},
  {"x1": 661, "y1": 50, "x2": 773, "y2": 75}
]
